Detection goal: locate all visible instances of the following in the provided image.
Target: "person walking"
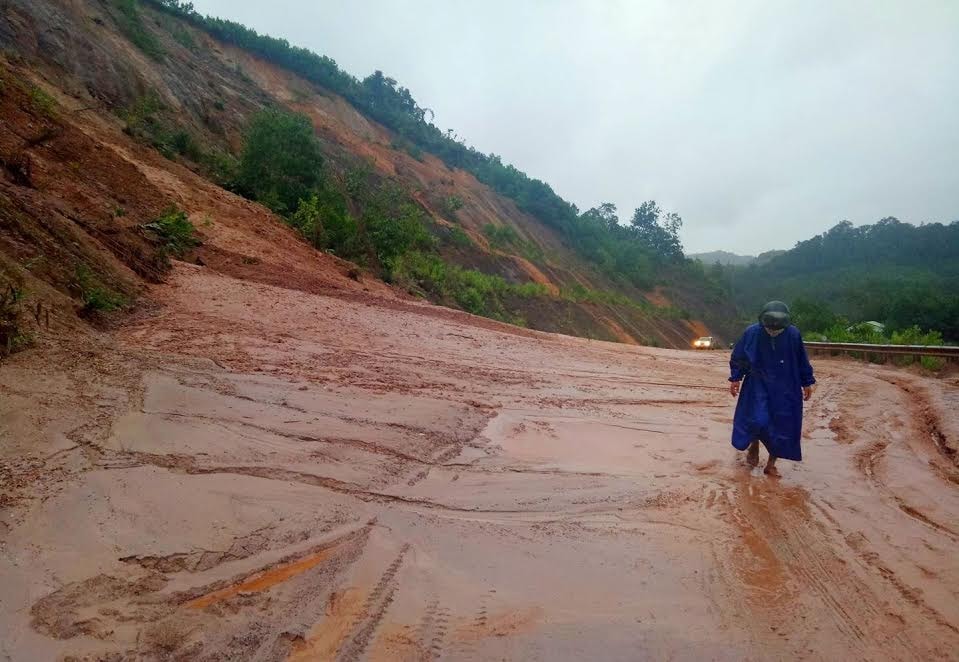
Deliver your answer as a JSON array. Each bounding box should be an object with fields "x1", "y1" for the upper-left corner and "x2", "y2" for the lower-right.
[{"x1": 728, "y1": 301, "x2": 816, "y2": 475}]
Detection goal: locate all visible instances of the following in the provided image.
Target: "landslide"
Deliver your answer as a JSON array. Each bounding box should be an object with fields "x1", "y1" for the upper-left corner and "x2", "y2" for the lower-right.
[{"x1": 0, "y1": 0, "x2": 729, "y2": 349}]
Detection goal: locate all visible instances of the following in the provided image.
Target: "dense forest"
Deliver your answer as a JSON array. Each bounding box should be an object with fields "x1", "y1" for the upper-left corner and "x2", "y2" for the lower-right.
[{"x1": 708, "y1": 218, "x2": 959, "y2": 342}]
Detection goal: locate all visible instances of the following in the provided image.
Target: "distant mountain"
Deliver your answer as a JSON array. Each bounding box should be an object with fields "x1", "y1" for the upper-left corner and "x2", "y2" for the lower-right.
[
  {"x1": 691, "y1": 249, "x2": 786, "y2": 266},
  {"x1": 691, "y1": 250, "x2": 756, "y2": 266}
]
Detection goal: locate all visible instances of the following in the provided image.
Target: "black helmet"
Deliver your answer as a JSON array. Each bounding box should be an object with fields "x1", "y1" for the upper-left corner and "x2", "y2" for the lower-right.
[{"x1": 759, "y1": 301, "x2": 791, "y2": 329}]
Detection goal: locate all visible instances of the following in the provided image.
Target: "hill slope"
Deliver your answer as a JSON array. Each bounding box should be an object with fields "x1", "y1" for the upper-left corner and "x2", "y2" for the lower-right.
[
  {"x1": 0, "y1": 0, "x2": 735, "y2": 352},
  {"x1": 714, "y1": 218, "x2": 959, "y2": 339}
]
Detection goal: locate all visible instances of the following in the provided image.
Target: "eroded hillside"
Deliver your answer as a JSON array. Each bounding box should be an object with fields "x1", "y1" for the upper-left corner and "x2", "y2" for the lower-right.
[{"x1": 0, "y1": 0, "x2": 731, "y2": 350}]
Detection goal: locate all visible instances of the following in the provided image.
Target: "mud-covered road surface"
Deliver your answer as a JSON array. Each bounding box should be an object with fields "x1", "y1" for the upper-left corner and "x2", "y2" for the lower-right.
[{"x1": 2, "y1": 264, "x2": 958, "y2": 660}]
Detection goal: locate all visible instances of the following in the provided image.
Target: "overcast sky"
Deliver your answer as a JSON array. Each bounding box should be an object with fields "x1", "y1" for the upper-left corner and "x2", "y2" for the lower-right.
[{"x1": 191, "y1": 0, "x2": 958, "y2": 254}]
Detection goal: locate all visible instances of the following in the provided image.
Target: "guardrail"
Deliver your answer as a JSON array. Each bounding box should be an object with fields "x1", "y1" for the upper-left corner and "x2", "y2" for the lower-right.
[{"x1": 805, "y1": 341, "x2": 959, "y2": 359}]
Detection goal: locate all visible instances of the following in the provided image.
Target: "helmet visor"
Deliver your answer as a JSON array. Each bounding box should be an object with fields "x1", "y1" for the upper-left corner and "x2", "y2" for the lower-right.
[{"x1": 761, "y1": 311, "x2": 790, "y2": 330}]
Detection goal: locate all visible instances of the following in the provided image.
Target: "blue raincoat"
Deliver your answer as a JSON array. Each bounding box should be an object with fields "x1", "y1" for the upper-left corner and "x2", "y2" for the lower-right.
[{"x1": 729, "y1": 323, "x2": 815, "y2": 461}]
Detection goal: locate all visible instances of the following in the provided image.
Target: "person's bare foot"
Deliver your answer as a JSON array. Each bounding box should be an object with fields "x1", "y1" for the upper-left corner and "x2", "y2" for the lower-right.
[
  {"x1": 746, "y1": 441, "x2": 759, "y2": 467},
  {"x1": 764, "y1": 456, "x2": 779, "y2": 476}
]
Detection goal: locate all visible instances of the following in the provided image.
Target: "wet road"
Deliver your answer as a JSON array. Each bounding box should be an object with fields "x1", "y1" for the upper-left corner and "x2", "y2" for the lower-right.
[{"x1": 1, "y1": 264, "x2": 957, "y2": 660}]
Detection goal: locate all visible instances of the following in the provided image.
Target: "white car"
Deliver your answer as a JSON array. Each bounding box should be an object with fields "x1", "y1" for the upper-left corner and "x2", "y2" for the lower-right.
[{"x1": 693, "y1": 336, "x2": 714, "y2": 349}]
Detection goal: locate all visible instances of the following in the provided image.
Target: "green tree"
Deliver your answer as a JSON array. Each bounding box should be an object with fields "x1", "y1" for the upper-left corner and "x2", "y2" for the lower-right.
[
  {"x1": 288, "y1": 195, "x2": 326, "y2": 248},
  {"x1": 629, "y1": 201, "x2": 683, "y2": 259},
  {"x1": 365, "y1": 202, "x2": 433, "y2": 273},
  {"x1": 725, "y1": 218, "x2": 959, "y2": 340},
  {"x1": 581, "y1": 203, "x2": 620, "y2": 232},
  {"x1": 236, "y1": 109, "x2": 323, "y2": 215},
  {"x1": 790, "y1": 298, "x2": 840, "y2": 333}
]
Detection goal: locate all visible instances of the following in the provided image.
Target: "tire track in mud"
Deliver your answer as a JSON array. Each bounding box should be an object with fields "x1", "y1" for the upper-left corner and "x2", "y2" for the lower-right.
[
  {"x1": 832, "y1": 371, "x2": 959, "y2": 541},
  {"x1": 336, "y1": 544, "x2": 411, "y2": 662},
  {"x1": 154, "y1": 406, "x2": 570, "y2": 485},
  {"x1": 402, "y1": 441, "x2": 467, "y2": 487},
  {"x1": 182, "y1": 525, "x2": 370, "y2": 609},
  {"x1": 845, "y1": 527, "x2": 959, "y2": 638},
  {"x1": 803, "y1": 375, "x2": 845, "y2": 441},
  {"x1": 103, "y1": 452, "x2": 485, "y2": 512},
  {"x1": 718, "y1": 481, "x2": 923, "y2": 659},
  {"x1": 444, "y1": 588, "x2": 497, "y2": 660},
  {"x1": 894, "y1": 503, "x2": 959, "y2": 541},
  {"x1": 873, "y1": 373, "x2": 959, "y2": 475},
  {"x1": 796, "y1": 366, "x2": 959, "y2": 645},
  {"x1": 413, "y1": 599, "x2": 452, "y2": 661},
  {"x1": 28, "y1": 525, "x2": 370, "y2": 654},
  {"x1": 95, "y1": 446, "x2": 622, "y2": 518},
  {"x1": 153, "y1": 409, "x2": 455, "y2": 467},
  {"x1": 534, "y1": 396, "x2": 724, "y2": 409},
  {"x1": 120, "y1": 524, "x2": 277, "y2": 573}
]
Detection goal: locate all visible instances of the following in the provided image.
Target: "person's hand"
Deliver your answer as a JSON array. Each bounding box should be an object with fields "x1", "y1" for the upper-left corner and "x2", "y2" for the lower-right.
[
  {"x1": 803, "y1": 384, "x2": 816, "y2": 401},
  {"x1": 729, "y1": 381, "x2": 741, "y2": 398}
]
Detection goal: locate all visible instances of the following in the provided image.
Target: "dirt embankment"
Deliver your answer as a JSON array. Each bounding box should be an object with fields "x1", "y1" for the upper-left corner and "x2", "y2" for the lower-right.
[
  {"x1": 0, "y1": 50, "x2": 390, "y2": 356},
  {"x1": 2, "y1": 261, "x2": 958, "y2": 660},
  {"x1": 0, "y1": 0, "x2": 728, "y2": 349}
]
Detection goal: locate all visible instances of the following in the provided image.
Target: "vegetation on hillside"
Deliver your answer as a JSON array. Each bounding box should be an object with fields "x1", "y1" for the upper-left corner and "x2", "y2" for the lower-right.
[
  {"x1": 227, "y1": 109, "x2": 686, "y2": 327},
  {"x1": 392, "y1": 251, "x2": 545, "y2": 323},
  {"x1": 714, "y1": 218, "x2": 959, "y2": 342},
  {"x1": 235, "y1": 109, "x2": 325, "y2": 215},
  {"x1": 72, "y1": 265, "x2": 127, "y2": 313},
  {"x1": 111, "y1": 0, "x2": 165, "y2": 61},
  {"x1": 0, "y1": 276, "x2": 30, "y2": 357},
  {"x1": 804, "y1": 321, "x2": 947, "y2": 371},
  {"x1": 121, "y1": 91, "x2": 237, "y2": 185},
  {"x1": 144, "y1": 0, "x2": 716, "y2": 294},
  {"x1": 143, "y1": 206, "x2": 201, "y2": 259}
]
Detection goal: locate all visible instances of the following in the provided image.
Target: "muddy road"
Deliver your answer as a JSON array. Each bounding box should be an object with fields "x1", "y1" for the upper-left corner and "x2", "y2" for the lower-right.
[{"x1": 1, "y1": 264, "x2": 958, "y2": 660}]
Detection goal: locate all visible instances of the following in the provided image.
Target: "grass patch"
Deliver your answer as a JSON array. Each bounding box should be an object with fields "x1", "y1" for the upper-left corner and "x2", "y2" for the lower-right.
[
  {"x1": 560, "y1": 283, "x2": 687, "y2": 318},
  {"x1": 891, "y1": 326, "x2": 947, "y2": 371},
  {"x1": 920, "y1": 356, "x2": 945, "y2": 371},
  {"x1": 164, "y1": 16, "x2": 196, "y2": 50},
  {"x1": 29, "y1": 85, "x2": 56, "y2": 117},
  {"x1": 390, "y1": 137, "x2": 424, "y2": 161},
  {"x1": 73, "y1": 265, "x2": 126, "y2": 312},
  {"x1": 482, "y1": 223, "x2": 544, "y2": 261},
  {"x1": 143, "y1": 206, "x2": 200, "y2": 257},
  {"x1": 820, "y1": 323, "x2": 950, "y2": 371},
  {"x1": 121, "y1": 92, "x2": 184, "y2": 158},
  {"x1": 112, "y1": 0, "x2": 164, "y2": 60},
  {"x1": 122, "y1": 91, "x2": 164, "y2": 128},
  {"x1": 442, "y1": 195, "x2": 464, "y2": 218},
  {"x1": 391, "y1": 251, "x2": 543, "y2": 324},
  {"x1": 446, "y1": 226, "x2": 472, "y2": 248},
  {"x1": 0, "y1": 281, "x2": 30, "y2": 357},
  {"x1": 122, "y1": 92, "x2": 236, "y2": 181}
]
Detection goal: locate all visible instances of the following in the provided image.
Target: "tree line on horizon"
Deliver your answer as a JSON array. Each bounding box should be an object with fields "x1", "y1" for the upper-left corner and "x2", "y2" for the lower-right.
[{"x1": 707, "y1": 217, "x2": 959, "y2": 343}]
